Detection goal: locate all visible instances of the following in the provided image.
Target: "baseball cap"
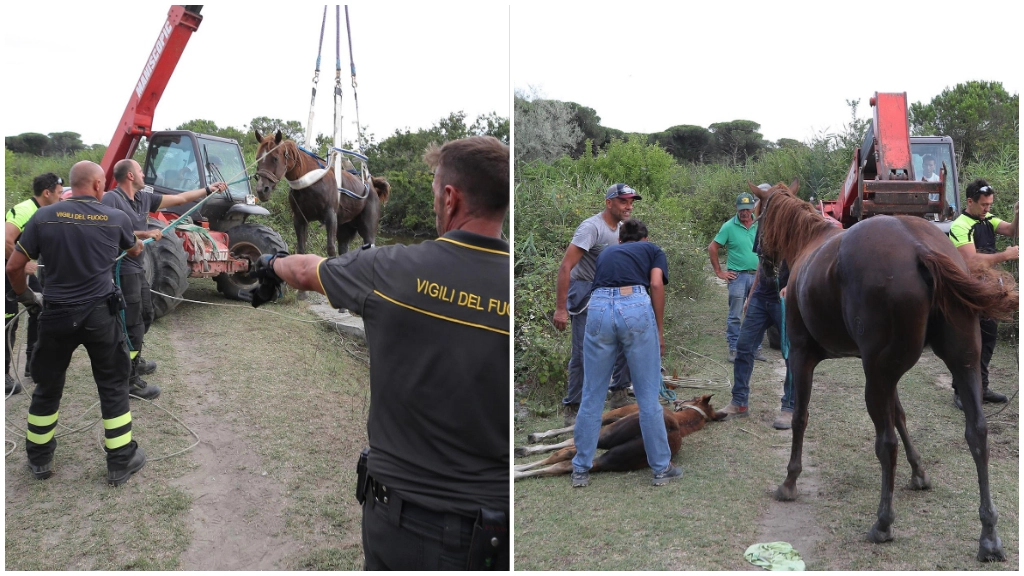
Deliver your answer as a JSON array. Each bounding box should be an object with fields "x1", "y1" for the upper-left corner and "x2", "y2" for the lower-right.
[
  {"x1": 736, "y1": 192, "x2": 756, "y2": 209},
  {"x1": 606, "y1": 183, "x2": 642, "y2": 201}
]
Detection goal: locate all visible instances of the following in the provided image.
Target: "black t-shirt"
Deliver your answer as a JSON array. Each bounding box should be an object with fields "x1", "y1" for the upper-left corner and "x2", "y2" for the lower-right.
[
  {"x1": 751, "y1": 228, "x2": 789, "y2": 299},
  {"x1": 591, "y1": 241, "x2": 669, "y2": 289},
  {"x1": 15, "y1": 196, "x2": 136, "y2": 305},
  {"x1": 101, "y1": 187, "x2": 163, "y2": 275},
  {"x1": 317, "y1": 229, "x2": 509, "y2": 516}
]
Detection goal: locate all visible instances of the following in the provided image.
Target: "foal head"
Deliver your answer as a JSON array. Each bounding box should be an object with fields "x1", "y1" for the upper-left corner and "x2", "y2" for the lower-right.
[{"x1": 253, "y1": 129, "x2": 297, "y2": 202}]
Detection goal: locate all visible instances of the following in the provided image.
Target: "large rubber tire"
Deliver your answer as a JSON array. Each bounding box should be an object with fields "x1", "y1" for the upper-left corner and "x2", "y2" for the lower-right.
[
  {"x1": 215, "y1": 223, "x2": 289, "y2": 301},
  {"x1": 143, "y1": 224, "x2": 189, "y2": 319}
]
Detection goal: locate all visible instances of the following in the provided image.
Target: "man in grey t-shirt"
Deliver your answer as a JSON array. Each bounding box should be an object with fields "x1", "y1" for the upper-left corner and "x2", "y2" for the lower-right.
[{"x1": 553, "y1": 184, "x2": 640, "y2": 425}]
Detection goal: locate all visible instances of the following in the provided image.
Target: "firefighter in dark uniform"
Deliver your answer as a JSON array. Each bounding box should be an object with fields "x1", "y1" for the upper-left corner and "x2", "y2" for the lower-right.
[
  {"x1": 5, "y1": 161, "x2": 147, "y2": 485},
  {"x1": 247, "y1": 136, "x2": 509, "y2": 570},
  {"x1": 101, "y1": 158, "x2": 228, "y2": 400},
  {"x1": 5, "y1": 173, "x2": 64, "y2": 395},
  {"x1": 948, "y1": 178, "x2": 1018, "y2": 410}
]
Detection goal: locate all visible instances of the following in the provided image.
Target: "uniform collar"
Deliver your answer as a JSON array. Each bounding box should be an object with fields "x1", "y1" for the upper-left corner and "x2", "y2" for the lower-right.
[{"x1": 440, "y1": 230, "x2": 509, "y2": 254}]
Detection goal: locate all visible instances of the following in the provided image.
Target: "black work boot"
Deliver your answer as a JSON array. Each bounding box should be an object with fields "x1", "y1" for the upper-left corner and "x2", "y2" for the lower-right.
[
  {"x1": 6, "y1": 374, "x2": 22, "y2": 395},
  {"x1": 982, "y1": 387, "x2": 1008, "y2": 403},
  {"x1": 129, "y1": 357, "x2": 161, "y2": 400},
  {"x1": 108, "y1": 445, "x2": 146, "y2": 487},
  {"x1": 135, "y1": 354, "x2": 157, "y2": 375},
  {"x1": 28, "y1": 460, "x2": 53, "y2": 480}
]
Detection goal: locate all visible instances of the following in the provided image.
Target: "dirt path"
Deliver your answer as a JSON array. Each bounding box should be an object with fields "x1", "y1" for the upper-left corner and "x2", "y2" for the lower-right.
[
  {"x1": 164, "y1": 315, "x2": 302, "y2": 570},
  {"x1": 752, "y1": 364, "x2": 824, "y2": 568}
]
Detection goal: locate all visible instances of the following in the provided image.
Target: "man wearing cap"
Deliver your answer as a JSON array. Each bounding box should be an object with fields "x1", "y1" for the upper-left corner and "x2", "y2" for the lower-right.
[
  {"x1": 553, "y1": 183, "x2": 639, "y2": 425},
  {"x1": 708, "y1": 188, "x2": 767, "y2": 363},
  {"x1": 947, "y1": 178, "x2": 1018, "y2": 410},
  {"x1": 5, "y1": 173, "x2": 64, "y2": 395}
]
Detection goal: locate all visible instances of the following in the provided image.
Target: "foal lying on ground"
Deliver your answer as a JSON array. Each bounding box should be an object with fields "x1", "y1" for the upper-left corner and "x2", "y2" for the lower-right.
[{"x1": 514, "y1": 395, "x2": 722, "y2": 480}]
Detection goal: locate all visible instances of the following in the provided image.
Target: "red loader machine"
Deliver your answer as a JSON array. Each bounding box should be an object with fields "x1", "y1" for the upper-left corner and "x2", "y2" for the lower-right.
[
  {"x1": 101, "y1": 5, "x2": 287, "y2": 318},
  {"x1": 816, "y1": 91, "x2": 961, "y2": 233}
]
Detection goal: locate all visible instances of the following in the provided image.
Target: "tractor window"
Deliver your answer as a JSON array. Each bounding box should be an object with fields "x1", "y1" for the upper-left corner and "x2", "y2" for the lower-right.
[
  {"x1": 145, "y1": 137, "x2": 199, "y2": 192},
  {"x1": 911, "y1": 143, "x2": 958, "y2": 217},
  {"x1": 195, "y1": 138, "x2": 251, "y2": 201}
]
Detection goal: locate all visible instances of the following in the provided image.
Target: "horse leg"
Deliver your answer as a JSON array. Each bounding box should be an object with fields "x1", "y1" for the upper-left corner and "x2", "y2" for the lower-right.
[
  {"x1": 527, "y1": 425, "x2": 575, "y2": 444},
  {"x1": 861, "y1": 365, "x2": 901, "y2": 543},
  {"x1": 324, "y1": 208, "x2": 338, "y2": 258},
  {"x1": 292, "y1": 206, "x2": 310, "y2": 301},
  {"x1": 894, "y1": 393, "x2": 930, "y2": 490},
  {"x1": 336, "y1": 222, "x2": 359, "y2": 256},
  {"x1": 775, "y1": 343, "x2": 818, "y2": 501},
  {"x1": 514, "y1": 460, "x2": 574, "y2": 480},
  {"x1": 514, "y1": 437, "x2": 574, "y2": 458},
  {"x1": 514, "y1": 447, "x2": 577, "y2": 472},
  {"x1": 930, "y1": 315, "x2": 1005, "y2": 562},
  {"x1": 354, "y1": 198, "x2": 380, "y2": 248}
]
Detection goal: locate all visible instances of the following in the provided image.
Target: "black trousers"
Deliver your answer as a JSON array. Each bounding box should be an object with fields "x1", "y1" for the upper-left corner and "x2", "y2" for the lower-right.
[
  {"x1": 119, "y1": 272, "x2": 154, "y2": 354},
  {"x1": 361, "y1": 487, "x2": 475, "y2": 570},
  {"x1": 5, "y1": 273, "x2": 41, "y2": 374},
  {"x1": 980, "y1": 317, "x2": 998, "y2": 390},
  {"x1": 27, "y1": 300, "x2": 136, "y2": 469}
]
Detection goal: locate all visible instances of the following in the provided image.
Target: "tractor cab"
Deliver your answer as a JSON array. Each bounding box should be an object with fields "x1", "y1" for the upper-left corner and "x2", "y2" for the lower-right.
[
  {"x1": 909, "y1": 136, "x2": 960, "y2": 230},
  {"x1": 142, "y1": 131, "x2": 266, "y2": 230}
]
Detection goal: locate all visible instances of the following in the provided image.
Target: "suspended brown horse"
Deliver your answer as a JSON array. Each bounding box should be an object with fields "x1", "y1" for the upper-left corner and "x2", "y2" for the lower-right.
[
  {"x1": 750, "y1": 180, "x2": 1015, "y2": 562},
  {"x1": 253, "y1": 129, "x2": 391, "y2": 259}
]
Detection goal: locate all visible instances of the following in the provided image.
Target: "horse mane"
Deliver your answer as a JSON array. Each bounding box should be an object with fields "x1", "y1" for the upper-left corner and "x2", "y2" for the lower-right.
[{"x1": 759, "y1": 186, "x2": 838, "y2": 263}]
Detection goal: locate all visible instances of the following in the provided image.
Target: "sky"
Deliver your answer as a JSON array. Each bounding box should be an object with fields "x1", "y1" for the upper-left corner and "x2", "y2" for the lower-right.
[
  {"x1": 3, "y1": 4, "x2": 510, "y2": 147},
  {"x1": 511, "y1": 1, "x2": 1021, "y2": 144}
]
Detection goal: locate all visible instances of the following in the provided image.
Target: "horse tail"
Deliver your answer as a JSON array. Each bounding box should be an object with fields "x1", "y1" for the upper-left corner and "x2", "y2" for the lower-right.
[
  {"x1": 371, "y1": 176, "x2": 391, "y2": 206},
  {"x1": 919, "y1": 250, "x2": 1018, "y2": 321}
]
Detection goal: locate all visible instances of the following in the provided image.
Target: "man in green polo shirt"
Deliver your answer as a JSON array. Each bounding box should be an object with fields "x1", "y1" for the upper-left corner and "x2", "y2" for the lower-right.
[
  {"x1": 708, "y1": 188, "x2": 767, "y2": 363},
  {"x1": 947, "y1": 178, "x2": 1018, "y2": 410},
  {"x1": 5, "y1": 173, "x2": 64, "y2": 394}
]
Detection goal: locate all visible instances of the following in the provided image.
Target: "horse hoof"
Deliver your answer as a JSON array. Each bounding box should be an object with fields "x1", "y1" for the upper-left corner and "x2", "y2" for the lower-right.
[
  {"x1": 977, "y1": 538, "x2": 1006, "y2": 562},
  {"x1": 296, "y1": 291, "x2": 308, "y2": 301},
  {"x1": 867, "y1": 524, "x2": 894, "y2": 543},
  {"x1": 774, "y1": 484, "x2": 797, "y2": 501},
  {"x1": 527, "y1": 433, "x2": 542, "y2": 444},
  {"x1": 908, "y1": 472, "x2": 931, "y2": 491},
  {"x1": 514, "y1": 447, "x2": 532, "y2": 457}
]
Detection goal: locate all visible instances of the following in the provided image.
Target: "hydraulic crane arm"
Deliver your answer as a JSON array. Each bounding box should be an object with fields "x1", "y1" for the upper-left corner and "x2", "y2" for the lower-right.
[{"x1": 100, "y1": 5, "x2": 203, "y2": 190}]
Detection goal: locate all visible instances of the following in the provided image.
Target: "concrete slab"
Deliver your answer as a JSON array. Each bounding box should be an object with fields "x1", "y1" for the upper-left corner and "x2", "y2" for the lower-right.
[{"x1": 304, "y1": 291, "x2": 365, "y2": 342}]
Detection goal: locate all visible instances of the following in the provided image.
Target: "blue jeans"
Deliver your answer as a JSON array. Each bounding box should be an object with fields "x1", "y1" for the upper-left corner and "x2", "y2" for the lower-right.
[
  {"x1": 564, "y1": 280, "x2": 630, "y2": 406},
  {"x1": 731, "y1": 292, "x2": 794, "y2": 412},
  {"x1": 726, "y1": 271, "x2": 761, "y2": 351},
  {"x1": 572, "y1": 286, "x2": 671, "y2": 474}
]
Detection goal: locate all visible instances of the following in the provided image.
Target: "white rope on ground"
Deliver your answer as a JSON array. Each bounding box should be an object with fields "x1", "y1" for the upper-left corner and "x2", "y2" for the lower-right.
[{"x1": 149, "y1": 289, "x2": 337, "y2": 325}]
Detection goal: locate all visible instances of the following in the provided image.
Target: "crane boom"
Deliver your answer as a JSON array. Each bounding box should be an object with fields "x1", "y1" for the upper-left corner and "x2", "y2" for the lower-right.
[{"x1": 99, "y1": 5, "x2": 203, "y2": 190}]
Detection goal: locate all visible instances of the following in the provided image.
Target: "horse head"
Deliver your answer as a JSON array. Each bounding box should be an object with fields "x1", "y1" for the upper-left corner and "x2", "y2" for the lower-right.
[
  {"x1": 673, "y1": 394, "x2": 722, "y2": 421},
  {"x1": 254, "y1": 129, "x2": 292, "y2": 202},
  {"x1": 746, "y1": 179, "x2": 823, "y2": 269}
]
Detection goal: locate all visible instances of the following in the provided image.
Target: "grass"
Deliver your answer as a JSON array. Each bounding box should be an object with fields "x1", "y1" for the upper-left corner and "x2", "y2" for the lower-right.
[
  {"x1": 513, "y1": 275, "x2": 1019, "y2": 570},
  {"x1": 5, "y1": 279, "x2": 372, "y2": 570}
]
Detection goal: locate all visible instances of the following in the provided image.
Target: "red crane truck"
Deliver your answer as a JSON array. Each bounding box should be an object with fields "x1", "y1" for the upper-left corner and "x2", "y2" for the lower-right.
[{"x1": 101, "y1": 5, "x2": 286, "y2": 318}]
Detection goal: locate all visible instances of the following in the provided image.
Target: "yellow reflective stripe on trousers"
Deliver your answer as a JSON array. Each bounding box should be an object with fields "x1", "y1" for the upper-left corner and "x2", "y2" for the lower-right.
[
  {"x1": 27, "y1": 411, "x2": 59, "y2": 427},
  {"x1": 104, "y1": 412, "x2": 132, "y2": 430},
  {"x1": 26, "y1": 429, "x2": 55, "y2": 445},
  {"x1": 105, "y1": 430, "x2": 132, "y2": 450},
  {"x1": 129, "y1": 350, "x2": 139, "y2": 359}
]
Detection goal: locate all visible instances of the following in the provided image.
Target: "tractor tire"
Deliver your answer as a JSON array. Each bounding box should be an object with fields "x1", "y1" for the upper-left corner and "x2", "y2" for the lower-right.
[
  {"x1": 767, "y1": 325, "x2": 781, "y2": 350},
  {"x1": 143, "y1": 224, "x2": 190, "y2": 319},
  {"x1": 215, "y1": 223, "x2": 289, "y2": 301}
]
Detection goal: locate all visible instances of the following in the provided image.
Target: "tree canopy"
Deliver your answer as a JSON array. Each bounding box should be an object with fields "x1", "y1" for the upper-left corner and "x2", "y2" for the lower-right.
[{"x1": 909, "y1": 80, "x2": 1019, "y2": 167}]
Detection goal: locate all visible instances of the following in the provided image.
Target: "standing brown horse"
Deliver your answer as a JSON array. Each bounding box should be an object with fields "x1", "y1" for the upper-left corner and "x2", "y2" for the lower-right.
[
  {"x1": 253, "y1": 130, "x2": 391, "y2": 259},
  {"x1": 750, "y1": 180, "x2": 1015, "y2": 562}
]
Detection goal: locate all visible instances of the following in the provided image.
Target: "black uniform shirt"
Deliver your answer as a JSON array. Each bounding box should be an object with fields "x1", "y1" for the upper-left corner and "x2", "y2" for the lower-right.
[
  {"x1": 101, "y1": 187, "x2": 163, "y2": 275},
  {"x1": 16, "y1": 196, "x2": 137, "y2": 306},
  {"x1": 318, "y1": 229, "x2": 510, "y2": 517}
]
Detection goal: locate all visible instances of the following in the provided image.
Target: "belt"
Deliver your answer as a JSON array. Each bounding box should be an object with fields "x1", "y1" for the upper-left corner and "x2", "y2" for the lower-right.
[
  {"x1": 366, "y1": 477, "x2": 476, "y2": 535},
  {"x1": 731, "y1": 269, "x2": 757, "y2": 274},
  {"x1": 592, "y1": 285, "x2": 647, "y2": 297}
]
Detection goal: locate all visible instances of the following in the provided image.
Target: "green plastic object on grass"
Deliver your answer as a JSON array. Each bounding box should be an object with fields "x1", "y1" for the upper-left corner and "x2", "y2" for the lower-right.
[{"x1": 744, "y1": 541, "x2": 805, "y2": 571}]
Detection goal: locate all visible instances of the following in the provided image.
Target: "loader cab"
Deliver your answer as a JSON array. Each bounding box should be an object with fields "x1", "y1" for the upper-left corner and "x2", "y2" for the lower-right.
[
  {"x1": 142, "y1": 131, "x2": 256, "y2": 227},
  {"x1": 910, "y1": 136, "x2": 960, "y2": 227}
]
